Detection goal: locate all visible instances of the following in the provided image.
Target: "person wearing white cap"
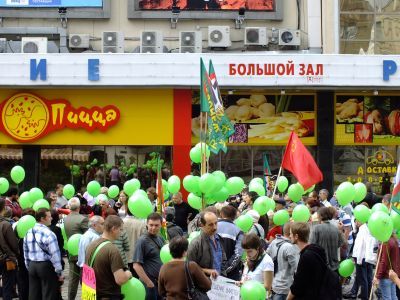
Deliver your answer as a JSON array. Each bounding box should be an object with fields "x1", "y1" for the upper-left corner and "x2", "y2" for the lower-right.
[{"x1": 247, "y1": 210, "x2": 265, "y2": 240}]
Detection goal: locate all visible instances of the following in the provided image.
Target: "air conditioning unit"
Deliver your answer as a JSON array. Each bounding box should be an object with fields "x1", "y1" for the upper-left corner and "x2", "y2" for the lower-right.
[
  {"x1": 102, "y1": 31, "x2": 124, "y2": 53},
  {"x1": 140, "y1": 31, "x2": 163, "y2": 53},
  {"x1": 0, "y1": 38, "x2": 6, "y2": 53},
  {"x1": 244, "y1": 27, "x2": 268, "y2": 46},
  {"x1": 179, "y1": 31, "x2": 202, "y2": 53},
  {"x1": 208, "y1": 26, "x2": 231, "y2": 48},
  {"x1": 278, "y1": 29, "x2": 301, "y2": 46},
  {"x1": 69, "y1": 34, "x2": 90, "y2": 49},
  {"x1": 21, "y1": 37, "x2": 47, "y2": 53}
]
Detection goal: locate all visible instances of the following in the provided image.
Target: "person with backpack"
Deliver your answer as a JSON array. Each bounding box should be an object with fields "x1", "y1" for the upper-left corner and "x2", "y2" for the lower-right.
[
  {"x1": 266, "y1": 223, "x2": 299, "y2": 300},
  {"x1": 288, "y1": 222, "x2": 342, "y2": 300}
]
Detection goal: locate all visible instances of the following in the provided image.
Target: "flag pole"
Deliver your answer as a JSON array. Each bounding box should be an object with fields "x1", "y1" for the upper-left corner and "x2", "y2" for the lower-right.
[{"x1": 271, "y1": 167, "x2": 282, "y2": 200}]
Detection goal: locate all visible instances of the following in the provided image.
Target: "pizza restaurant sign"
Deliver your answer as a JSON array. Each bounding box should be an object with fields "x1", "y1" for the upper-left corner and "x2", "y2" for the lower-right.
[{"x1": 0, "y1": 93, "x2": 120, "y2": 142}]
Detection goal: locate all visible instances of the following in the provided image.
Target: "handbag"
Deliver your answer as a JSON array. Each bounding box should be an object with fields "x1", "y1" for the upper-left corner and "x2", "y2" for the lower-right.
[{"x1": 184, "y1": 261, "x2": 209, "y2": 300}]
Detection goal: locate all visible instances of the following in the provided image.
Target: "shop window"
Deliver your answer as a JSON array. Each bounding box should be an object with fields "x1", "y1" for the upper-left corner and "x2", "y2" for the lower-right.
[
  {"x1": 333, "y1": 146, "x2": 397, "y2": 195},
  {"x1": 340, "y1": 0, "x2": 400, "y2": 54},
  {"x1": 0, "y1": 147, "x2": 22, "y2": 184},
  {"x1": 220, "y1": 146, "x2": 252, "y2": 182}
]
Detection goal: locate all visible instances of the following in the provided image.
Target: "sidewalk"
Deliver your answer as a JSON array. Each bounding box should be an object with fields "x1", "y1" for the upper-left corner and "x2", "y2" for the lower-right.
[{"x1": 61, "y1": 259, "x2": 82, "y2": 300}]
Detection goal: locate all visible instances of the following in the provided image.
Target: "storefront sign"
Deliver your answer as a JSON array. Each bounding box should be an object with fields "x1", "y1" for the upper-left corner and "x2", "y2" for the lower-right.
[
  {"x1": 1, "y1": 54, "x2": 400, "y2": 87},
  {"x1": 0, "y1": 0, "x2": 103, "y2": 7},
  {"x1": 192, "y1": 93, "x2": 316, "y2": 145},
  {"x1": 0, "y1": 93, "x2": 120, "y2": 142},
  {"x1": 335, "y1": 95, "x2": 400, "y2": 145}
]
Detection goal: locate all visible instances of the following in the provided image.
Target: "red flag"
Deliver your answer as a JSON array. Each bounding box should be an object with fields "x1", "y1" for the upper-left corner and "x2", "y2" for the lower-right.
[{"x1": 282, "y1": 131, "x2": 323, "y2": 190}]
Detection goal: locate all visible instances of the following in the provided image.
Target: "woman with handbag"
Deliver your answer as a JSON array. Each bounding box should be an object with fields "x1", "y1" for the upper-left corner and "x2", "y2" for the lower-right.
[
  {"x1": 158, "y1": 236, "x2": 212, "y2": 300},
  {"x1": 237, "y1": 233, "x2": 274, "y2": 298}
]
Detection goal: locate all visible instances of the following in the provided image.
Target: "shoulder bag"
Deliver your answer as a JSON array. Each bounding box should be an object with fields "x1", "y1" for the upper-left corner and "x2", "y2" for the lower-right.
[{"x1": 184, "y1": 261, "x2": 209, "y2": 300}]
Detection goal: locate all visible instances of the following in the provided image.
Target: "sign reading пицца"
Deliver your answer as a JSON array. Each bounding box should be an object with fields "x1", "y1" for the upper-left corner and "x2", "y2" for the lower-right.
[{"x1": 0, "y1": 93, "x2": 120, "y2": 142}]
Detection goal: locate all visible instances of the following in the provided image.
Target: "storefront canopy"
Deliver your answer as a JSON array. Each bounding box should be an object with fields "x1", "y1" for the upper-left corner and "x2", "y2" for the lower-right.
[{"x1": 0, "y1": 148, "x2": 89, "y2": 161}]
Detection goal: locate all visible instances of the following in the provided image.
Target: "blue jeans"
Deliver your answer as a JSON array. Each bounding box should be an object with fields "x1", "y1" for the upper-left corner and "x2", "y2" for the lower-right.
[
  {"x1": 353, "y1": 260, "x2": 373, "y2": 300},
  {"x1": 0, "y1": 263, "x2": 17, "y2": 300},
  {"x1": 272, "y1": 293, "x2": 288, "y2": 300},
  {"x1": 379, "y1": 278, "x2": 397, "y2": 300}
]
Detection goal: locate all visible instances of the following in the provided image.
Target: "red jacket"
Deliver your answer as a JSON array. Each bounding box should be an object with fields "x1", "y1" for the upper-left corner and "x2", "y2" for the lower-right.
[
  {"x1": 5, "y1": 198, "x2": 22, "y2": 219},
  {"x1": 376, "y1": 236, "x2": 400, "y2": 279}
]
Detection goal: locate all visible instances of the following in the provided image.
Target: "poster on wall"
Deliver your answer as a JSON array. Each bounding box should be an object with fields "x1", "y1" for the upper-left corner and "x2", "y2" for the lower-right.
[
  {"x1": 192, "y1": 93, "x2": 316, "y2": 145},
  {"x1": 335, "y1": 95, "x2": 400, "y2": 145},
  {"x1": 0, "y1": 0, "x2": 103, "y2": 7},
  {"x1": 138, "y1": 0, "x2": 274, "y2": 11}
]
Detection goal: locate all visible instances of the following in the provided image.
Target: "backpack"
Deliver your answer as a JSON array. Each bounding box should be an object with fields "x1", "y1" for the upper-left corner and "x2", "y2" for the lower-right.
[
  {"x1": 272, "y1": 241, "x2": 288, "y2": 275},
  {"x1": 313, "y1": 249, "x2": 342, "y2": 300},
  {"x1": 254, "y1": 224, "x2": 268, "y2": 250}
]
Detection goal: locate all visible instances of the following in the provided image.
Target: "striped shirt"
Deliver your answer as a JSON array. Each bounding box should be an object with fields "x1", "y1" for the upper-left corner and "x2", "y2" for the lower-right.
[
  {"x1": 339, "y1": 211, "x2": 353, "y2": 245},
  {"x1": 112, "y1": 229, "x2": 130, "y2": 268},
  {"x1": 23, "y1": 223, "x2": 63, "y2": 273}
]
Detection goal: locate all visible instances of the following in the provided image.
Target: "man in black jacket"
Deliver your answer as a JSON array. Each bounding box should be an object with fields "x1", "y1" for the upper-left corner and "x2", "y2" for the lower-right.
[
  {"x1": 0, "y1": 198, "x2": 20, "y2": 300},
  {"x1": 217, "y1": 205, "x2": 243, "y2": 280},
  {"x1": 287, "y1": 222, "x2": 341, "y2": 300}
]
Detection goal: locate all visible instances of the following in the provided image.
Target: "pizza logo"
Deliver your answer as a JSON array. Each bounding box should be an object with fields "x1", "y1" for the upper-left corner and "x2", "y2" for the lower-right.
[
  {"x1": 0, "y1": 93, "x2": 120, "y2": 142},
  {"x1": 2, "y1": 94, "x2": 49, "y2": 141}
]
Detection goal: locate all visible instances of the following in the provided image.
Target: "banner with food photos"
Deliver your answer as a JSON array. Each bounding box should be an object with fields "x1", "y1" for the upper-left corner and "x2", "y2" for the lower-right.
[
  {"x1": 335, "y1": 95, "x2": 400, "y2": 145},
  {"x1": 192, "y1": 93, "x2": 316, "y2": 145}
]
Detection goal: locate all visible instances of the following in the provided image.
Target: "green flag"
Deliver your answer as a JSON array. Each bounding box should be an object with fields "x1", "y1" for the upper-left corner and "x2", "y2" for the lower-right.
[{"x1": 200, "y1": 58, "x2": 210, "y2": 112}]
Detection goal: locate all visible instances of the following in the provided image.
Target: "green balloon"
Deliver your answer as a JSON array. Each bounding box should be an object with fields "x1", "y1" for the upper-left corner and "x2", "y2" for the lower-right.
[
  {"x1": 225, "y1": 177, "x2": 245, "y2": 195},
  {"x1": 63, "y1": 184, "x2": 75, "y2": 200},
  {"x1": 160, "y1": 244, "x2": 172, "y2": 264},
  {"x1": 0, "y1": 177, "x2": 9, "y2": 195},
  {"x1": 253, "y1": 196, "x2": 275, "y2": 216},
  {"x1": 19, "y1": 191, "x2": 32, "y2": 209},
  {"x1": 277, "y1": 176, "x2": 289, "y2": 193},
  {"x1": 235, "y1": 215, "x2": 253, "y2": 233},
  {"x1": 336, "y1": 182, "x2": 355, "y2": 206},
  {"x1": 205, "y1": 194, "x2": 217, "y2": 205},
  {"x1": 212, "y1": 170, "x2": 226, "y2": 183},
  {"x1": 249, "y1": 183, "x2": 265, "y2": 197},
  {"x1": 32, "y1": 199, "x2": 50, "y2": 211},
  {"x1": 121, "y1": 277, "x2": 146, "y2": 300},
  {"x1": 188, "y1": 193, "x2": 202, "y2": 210},
  {"x1": 108, "y1": 185, "x2": 120, "y2": 199},
  {"x1": 16, "y1": 215, "x2": 36, "y2": 238},
  {"x1": 199, "y1": 173, "x2": 217, "y2": 194},
  {"x1": 368, "y1": 211, "x2": 394, "y2": 242},
  {"x1": 292, "y1": 205, "x2": 310, "y2": 222},
  {"x1": 273, "y1": 210, "x2": 290, "y2": 226},
  {"x1": 124, "y1": 179, "x2": 140, "y2": 197},
  {"x1": 354, "y1": 182, "x2": 367, "y2": 203},
  {"x1": 189, "y1": 146, "x2": 201, "y2": 164},
  {"x1": 67, "y1": 233, "x2": 82, "y2": 256},
  {"x1": 87, "y1": 181, "x2": 101, "y2": 197},
  {"x1": 162, "y1": 179, "x2": 168, "y2": 192},
  {"x1": 250, "y1": 178, "x2": 263, "y2": 187},
  {"x1": 371, "y1": 203, "x2": 389, "y2": 215},
  {"x1": 304, "y1": 184, "x2": 315, "y2": 195},
  {"x1": 211, "y1": 187, "x2": 230, "y2": 203},
  {"x1": 10, "y1": 165, "x2": 25, "y2": 184},
  {"x1": 167, "y1": 175, "x2": 180, "y2": 194},
  {"x1": 133, "y1": 189, "x2": 148, "y2": 199},
  {"x1": 195, "y1": 142, "x2": 211, "y2": 158},
  {"x1": 211, "y1": 175, "x2": 225, "y2": 194},
  {"x1": 353, "y1": 205, "x2": 371, "y2": 224},
  {"x1": 189, "y1": 231, "x2": 201, "y2": 239},
  {"x1": 391, "y1": 211, "x2": 400, "y2": 231},
  {"x1": 60, "y1": 224, "x2": 68, "y2": 250},
  {"x1": 240, "y1": 280, "x2": 267, "y2": 300},
  {"x1": 128, "y1": 194, "x2": 153, "y2": 219},
  {"x1": 287, "y1": 183, "x2": 303, "y2": 202},
  {"x1": 339, "y1": 259, "x2": 355, "y2": 278},
  {"x1": 183, "y1": 175, "x2": 200, "y2": 194},
  {"x1": 30, "y1": 187, "x2": 44, "y2": 203}
]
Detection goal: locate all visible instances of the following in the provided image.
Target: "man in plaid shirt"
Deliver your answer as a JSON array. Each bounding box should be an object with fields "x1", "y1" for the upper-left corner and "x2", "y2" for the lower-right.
[{"x1": 23, "y1": 208, "x2": 64, "y2": 300}]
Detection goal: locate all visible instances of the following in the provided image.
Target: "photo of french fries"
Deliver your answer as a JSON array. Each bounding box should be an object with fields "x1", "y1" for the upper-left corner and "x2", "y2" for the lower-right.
[{"x1": 191, "y1": 93, "x2": 315, "y2": 143}]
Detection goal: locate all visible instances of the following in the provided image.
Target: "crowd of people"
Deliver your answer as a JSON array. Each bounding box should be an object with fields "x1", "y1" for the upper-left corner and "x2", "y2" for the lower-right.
[{"x1": 0, "y1": 181, "x2": 399, "y2": 300}]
